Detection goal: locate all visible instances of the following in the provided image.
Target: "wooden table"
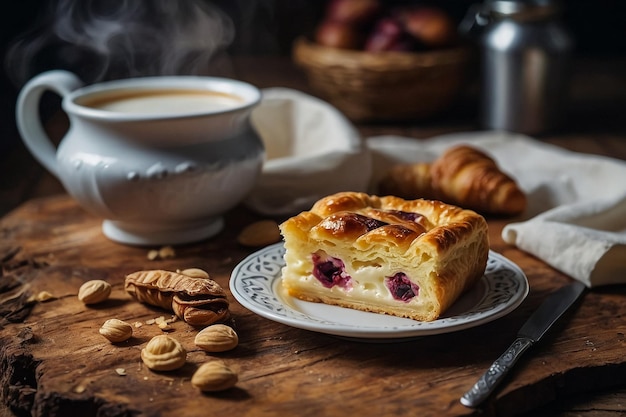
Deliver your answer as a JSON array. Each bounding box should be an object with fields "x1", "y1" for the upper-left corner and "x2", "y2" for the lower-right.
[{"x1": 1, "y1": 55, "x2": 626, "y2": 417}]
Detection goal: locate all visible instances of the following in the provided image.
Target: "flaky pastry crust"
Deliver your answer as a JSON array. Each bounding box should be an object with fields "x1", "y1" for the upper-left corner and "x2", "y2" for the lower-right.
[{"x1": 280, "y1": 192, "x2": 489, "y2": 321}]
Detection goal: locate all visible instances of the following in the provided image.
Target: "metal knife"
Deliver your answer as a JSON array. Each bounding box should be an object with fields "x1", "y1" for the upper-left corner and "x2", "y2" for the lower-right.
[{"x1": 460, "y1": 280, "x2": 587, "y2": 408}]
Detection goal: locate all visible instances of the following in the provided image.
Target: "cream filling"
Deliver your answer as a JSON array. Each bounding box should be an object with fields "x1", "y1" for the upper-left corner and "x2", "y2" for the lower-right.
[{"x1": 283, "y1": 250, "x2": 427, "y2": 308}]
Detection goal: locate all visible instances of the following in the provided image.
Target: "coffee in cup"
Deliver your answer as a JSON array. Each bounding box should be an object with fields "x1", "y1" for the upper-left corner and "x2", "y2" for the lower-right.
[{"x1": 77, "y1": 88, "x2": 245, "y2": 115}]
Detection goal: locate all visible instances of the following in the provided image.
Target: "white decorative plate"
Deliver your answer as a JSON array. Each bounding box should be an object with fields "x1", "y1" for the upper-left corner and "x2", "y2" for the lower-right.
[{"x1": 230, "y1": 243, "x2": 528, "y2": 340}]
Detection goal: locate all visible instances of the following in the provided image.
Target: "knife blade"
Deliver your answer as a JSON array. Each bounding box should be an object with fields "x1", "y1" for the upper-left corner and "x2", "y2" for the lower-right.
[{"x1": 460, "y1": 280, "x2": 586, "y2": 408}]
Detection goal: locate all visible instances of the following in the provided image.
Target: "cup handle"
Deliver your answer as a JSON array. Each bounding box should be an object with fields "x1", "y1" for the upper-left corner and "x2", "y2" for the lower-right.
[{"x1": 16, "y1": 70, "x2": 84, "y2": 178}]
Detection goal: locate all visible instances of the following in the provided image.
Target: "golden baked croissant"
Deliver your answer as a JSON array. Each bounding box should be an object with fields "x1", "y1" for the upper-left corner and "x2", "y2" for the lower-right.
[{"x1": 379, "y1": 145, "x2": 526, "y2": 216}]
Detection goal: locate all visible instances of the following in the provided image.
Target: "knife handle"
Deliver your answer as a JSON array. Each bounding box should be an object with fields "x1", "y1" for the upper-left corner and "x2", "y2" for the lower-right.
[{"x1": 460, "y1": 337, "x2": 534, "y2": 408}]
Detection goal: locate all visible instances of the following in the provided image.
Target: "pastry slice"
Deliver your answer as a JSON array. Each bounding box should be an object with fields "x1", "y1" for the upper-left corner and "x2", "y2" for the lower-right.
[{"x1": 279, "y1": 192, "x2": 489, "y2": 322}]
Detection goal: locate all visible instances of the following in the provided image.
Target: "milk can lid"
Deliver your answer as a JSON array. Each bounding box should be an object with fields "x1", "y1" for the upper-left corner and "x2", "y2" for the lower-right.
[{"x1": 486, "y1": 0, "x2": 561, "y2": 17}]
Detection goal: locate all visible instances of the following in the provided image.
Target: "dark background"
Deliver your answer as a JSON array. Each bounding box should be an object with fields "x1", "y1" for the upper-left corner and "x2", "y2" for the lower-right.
[{"x1": 1, "y1": 0, "x2": 625, "y2": 155}]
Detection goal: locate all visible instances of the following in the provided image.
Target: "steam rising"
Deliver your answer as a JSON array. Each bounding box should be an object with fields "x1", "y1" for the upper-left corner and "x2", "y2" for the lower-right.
[{"x1": 6, "y1": 0, "x2": 236, "y2": 86}]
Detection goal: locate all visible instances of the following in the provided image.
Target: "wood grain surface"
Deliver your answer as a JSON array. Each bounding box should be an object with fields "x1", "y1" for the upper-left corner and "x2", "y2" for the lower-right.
[
  {"x1": 1, "y1": 193, "x2": 626, "y2": 417},
  {"x1": 2, "y1": 55, "x2": 626, "y2": 417}
]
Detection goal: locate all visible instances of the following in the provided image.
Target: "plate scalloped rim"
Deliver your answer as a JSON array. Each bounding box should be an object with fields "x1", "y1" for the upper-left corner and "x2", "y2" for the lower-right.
[{"x1": 230, "y1": 243, "x2": 528, "y2": 339}]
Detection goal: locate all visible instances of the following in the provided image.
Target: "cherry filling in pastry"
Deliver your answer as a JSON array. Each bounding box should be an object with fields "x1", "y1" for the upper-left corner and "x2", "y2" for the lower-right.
[
  {"x1": 359, "y1": 215, "x2": 387, "y2": 231},
  {"x1": 312, "y1": 252, "x2": 352, "y2": 289},
  {"x1": 385, "y1": 209, "x2": 424, "y2": 223},
  {"x1": 385, "y1": 273, "x2": 419, "y2": 302}
]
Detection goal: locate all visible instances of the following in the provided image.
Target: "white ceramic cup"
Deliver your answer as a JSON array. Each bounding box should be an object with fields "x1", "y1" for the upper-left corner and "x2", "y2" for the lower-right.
[{"x1": 16, "y1": 70, "x2": 264, "y2": 246}]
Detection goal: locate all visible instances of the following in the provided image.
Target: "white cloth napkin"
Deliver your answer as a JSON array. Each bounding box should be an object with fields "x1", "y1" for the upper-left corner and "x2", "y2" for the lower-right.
[
  {"x1": 367, "y1": 131, "x2": 626, "y2": 288},
  {"x1": 246, "y1": 88, "x2": 371, "y2": 215}
]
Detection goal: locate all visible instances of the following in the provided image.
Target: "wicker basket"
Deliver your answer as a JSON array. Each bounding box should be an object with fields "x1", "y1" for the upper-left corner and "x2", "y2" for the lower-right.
[{"x1": 293, "y1": 37, "x2": 474, "y2": 122}]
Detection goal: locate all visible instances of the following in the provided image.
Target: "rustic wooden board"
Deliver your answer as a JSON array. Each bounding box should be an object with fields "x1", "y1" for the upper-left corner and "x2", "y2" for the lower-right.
[{"x1": 1, "y1": 194, "x2": 626, "y2": 417}]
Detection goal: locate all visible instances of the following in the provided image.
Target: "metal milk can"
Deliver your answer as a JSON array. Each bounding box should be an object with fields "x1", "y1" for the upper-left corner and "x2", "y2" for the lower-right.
[{"x1": 465, "y1": 0, "x2": 574, "y2": 135}]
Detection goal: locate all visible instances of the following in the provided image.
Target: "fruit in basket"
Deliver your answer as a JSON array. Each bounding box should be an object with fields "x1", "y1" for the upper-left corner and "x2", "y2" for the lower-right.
[
  {"x1": 395, "y1": 6, "x2": 457, "y2": 48},
  {"x1": 314, "y1": 1, "x2": 458, "y2": 52},
  {"x1": 315, "y1": 20, "x2": 364, "y2": 49},
  {"x1": 326, "y1": 0, "x2": 381, "y2": 25},
  {"x1": 365, "y1": 17, "x2": 413, "y2": 52}
]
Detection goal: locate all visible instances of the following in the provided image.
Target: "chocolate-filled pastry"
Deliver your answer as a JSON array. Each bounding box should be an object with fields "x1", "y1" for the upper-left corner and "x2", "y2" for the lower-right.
[
  {"x1": 279, "y1": 192, "x2": 489, "y2": 322},
  {"x1": 379, "y1": 145, "x2": 526, "y2": 216},
  {"x1": 125, "y1": 270, "x2": 230, "y2": 326}
]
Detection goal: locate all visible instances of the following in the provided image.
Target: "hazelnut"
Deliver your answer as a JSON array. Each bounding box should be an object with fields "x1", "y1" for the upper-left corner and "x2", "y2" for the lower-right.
[
  {"x1": 191, "y1": 360, "x2": 238, "y2": 392},
  {"x1": 78, "y1": 280, "x2": 112, "y2": 305},
  {"x1": 194, "y1": 324, "x2": 239, "y2": 352},
  {"x1": 179, "y1": 268, "x2": 210, "y2": 279},
  {"x1": 141, "y1": 335, "x2": 187, "y2": 371},
  {"x1": 237, "y1": 220, "x2": 281, "y2": 247},
  {"x1": 99, "y1": 319, "x2": 133, "y2": 343}
]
